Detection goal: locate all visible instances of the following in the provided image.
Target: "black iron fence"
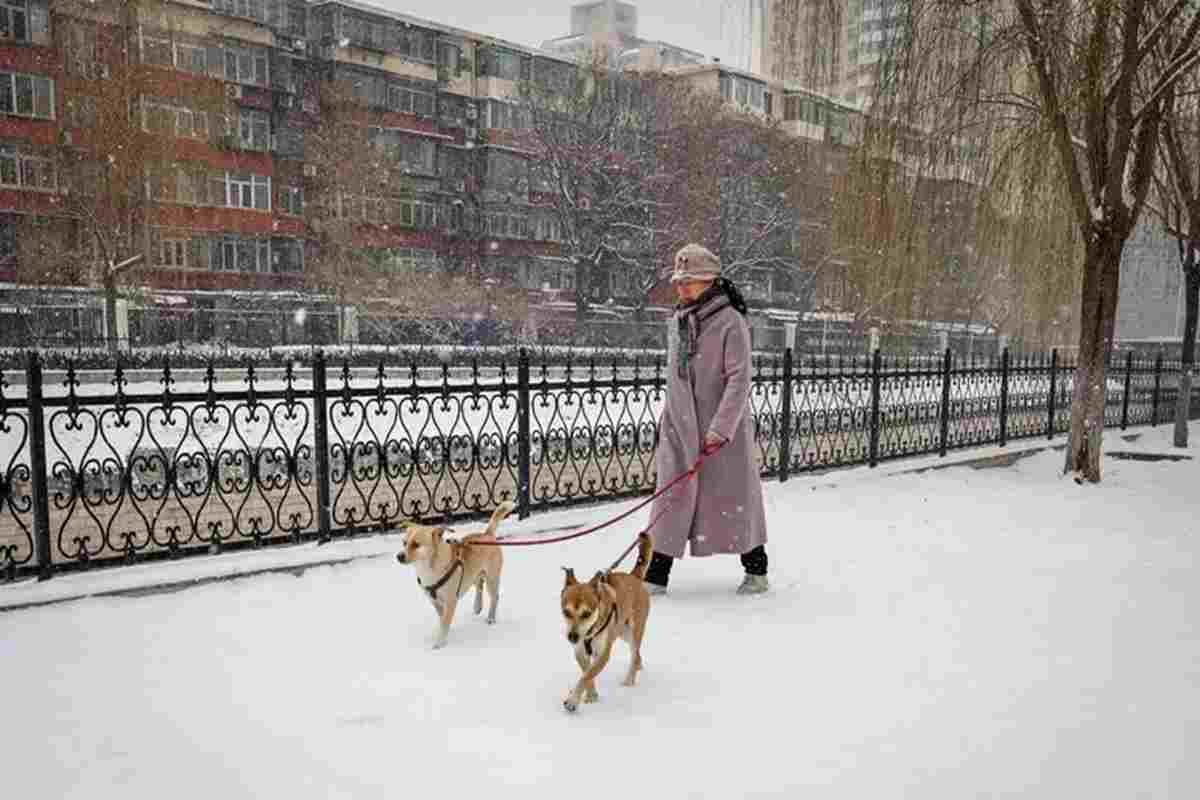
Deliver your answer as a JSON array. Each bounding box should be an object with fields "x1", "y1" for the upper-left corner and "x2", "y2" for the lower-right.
[{"x1": 0, "y1": 349, "x2": 1195, "y2": 582}]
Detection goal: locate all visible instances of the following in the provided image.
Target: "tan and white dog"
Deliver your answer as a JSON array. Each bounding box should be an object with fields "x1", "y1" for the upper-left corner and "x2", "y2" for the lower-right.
[
  {"x1": 396, "y1": 501, "x2": 513, "y2": 649},
  {"x1": 559, "y1": 532, "x2": 653, "y2": 713}
]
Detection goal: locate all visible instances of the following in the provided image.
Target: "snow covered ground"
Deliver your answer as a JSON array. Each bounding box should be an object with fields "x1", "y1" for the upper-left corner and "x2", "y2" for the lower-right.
[{"x1": 2, "y1": 426, "x2": 1197, "y2": 799}]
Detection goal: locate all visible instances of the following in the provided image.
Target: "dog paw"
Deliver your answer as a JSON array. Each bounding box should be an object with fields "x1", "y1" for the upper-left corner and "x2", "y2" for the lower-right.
[
  {"x1": 486, "y1": 615, "x2": 497, "y2": 625},
  {"x1": 563, "y1": 698, "x2": 578, "y2": 713}
]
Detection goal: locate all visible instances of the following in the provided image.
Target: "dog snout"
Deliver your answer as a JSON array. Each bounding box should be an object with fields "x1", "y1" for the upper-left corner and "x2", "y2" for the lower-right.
[
  {"x1": 396, "y1": 552, "x2": 407, "y2": 564},
  {"x1": 567, "y1": 631, "x2": 579, "y2": 644}
]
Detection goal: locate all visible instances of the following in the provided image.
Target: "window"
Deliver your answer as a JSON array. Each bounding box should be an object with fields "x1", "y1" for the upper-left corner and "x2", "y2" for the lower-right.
[
  {"x1": 533, "y1": 214, "x2": 561, "y2": 242},
  {"x1": 395, "y1": 27, "x2": 436, "y2": 62},
  {"x1": 158, "y1": 237, "x2": 188, "y2": 268},
  {"x1": 235, "y1": 109, "x2": 270, "y2": 150},
  {"x1": 0, "y1": 215, "x2": 15, "y2": 261},
  {"x1": 271, "y1": 237, "x2": 303, "y2": 273},
  {"x1": 438, "y1": 43, "x2": 461, "y2": 74},
  {"x1": 0, "y1": 143, "x2": 55, "y2": 190},
  {"x1": 141, "y1": 31, "x2": 211, "y2": 75},
  {"x1": 486, "y1": 100, "x2": 528, "y2": 130},
  {"x1": 480, "y1": 48, "x2": 525, "y2": 81},
  {"x1": 0, "y1": 72, "x2": 54, "y2": 120},
  {"x1": 378, "y1": 247, "x2": 437, "y2": 273},
  {"x1": 0, "y1": 0, "x2": 28, "y2": 42},
  {"x1": 387, "y1": 84, "x2": 435, "y2": 116},
  {"x1": 370, "y1": 128, "x2": 436, "y2": 172},
  {"x1": 209, "y1": 235, "x2": 273, "y2": 273},
  {"x1": 486, "y1": 211, "x2": 528, "y2": 239},
  {"x1": 143, "y1": 98, "x2": 208, "y2": 140},
  {"x1": 223, "y1": 44, "x2": 269, "y2": 86},
  {"x1": 280, "y1": 184, "x2": 303, "y2": 215},
  {"x1": 226, "y1": 173, "x2": 271, "y2": 210}
]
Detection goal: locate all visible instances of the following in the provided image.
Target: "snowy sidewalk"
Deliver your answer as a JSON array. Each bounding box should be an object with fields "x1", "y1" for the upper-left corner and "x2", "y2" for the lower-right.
[{"x1": 2, "y1": 425, "x2": 1197, "y2": 799}]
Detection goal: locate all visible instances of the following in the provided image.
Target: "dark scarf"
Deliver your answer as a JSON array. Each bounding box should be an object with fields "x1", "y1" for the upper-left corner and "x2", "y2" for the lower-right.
[{"x1": 675, "y1": 278, "x2": 748, "y2": 378}]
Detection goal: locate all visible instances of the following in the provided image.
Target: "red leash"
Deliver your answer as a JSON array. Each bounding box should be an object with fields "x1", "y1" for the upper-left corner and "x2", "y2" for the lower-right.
[{"x1": 481, "y1": 442, "x2": 724, "y2": 548}]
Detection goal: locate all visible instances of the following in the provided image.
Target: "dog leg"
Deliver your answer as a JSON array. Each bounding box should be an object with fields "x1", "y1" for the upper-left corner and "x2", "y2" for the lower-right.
[
  {"x1": 623, "y1": 613, "x2": 647, "y2": 687},
  {"x1": 473, "y1": 575, "x2": 485, "y2": 616},
  {"x1": 564, "y1": 639, "x2": 614, "y2": 713},
  {"x1": 485, "y1": 573, "x2": 500, "y2": 624},
  {"x1": 432, "y1": 590, "x2": 459, "y2": 650}
]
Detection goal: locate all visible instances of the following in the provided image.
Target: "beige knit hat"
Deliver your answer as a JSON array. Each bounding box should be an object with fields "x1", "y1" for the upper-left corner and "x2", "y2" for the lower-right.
[{"x1": 669, "y1": 243, "x2": 721, "y2": 283}]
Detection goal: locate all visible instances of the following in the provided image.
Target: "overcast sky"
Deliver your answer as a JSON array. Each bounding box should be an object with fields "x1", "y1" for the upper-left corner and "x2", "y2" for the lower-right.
[{"x1": 368, "y1": 0, "x2": 736, "y2": 63}]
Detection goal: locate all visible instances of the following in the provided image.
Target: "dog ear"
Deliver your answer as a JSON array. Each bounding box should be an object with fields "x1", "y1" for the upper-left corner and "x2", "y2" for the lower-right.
[
  {"x1": 590, "y1": 570, "x2": 608, "y2": 587},
  {"x1": 562, "y1": 567, "x2": 577, "y2": 587}
]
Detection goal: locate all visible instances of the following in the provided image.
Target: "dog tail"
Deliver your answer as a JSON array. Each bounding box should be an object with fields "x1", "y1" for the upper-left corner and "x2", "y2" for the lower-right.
[
  {"x1": 630, "y1": 532, "x2": 654, "y2": 580},
  {"x1": 481, "y1": 500, "x2": 516, "y2": 539}
]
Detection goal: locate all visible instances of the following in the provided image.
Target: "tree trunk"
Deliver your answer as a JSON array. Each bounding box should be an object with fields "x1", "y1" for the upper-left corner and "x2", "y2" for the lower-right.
[
  {"x1": 1063, "y1": 232, "x2": 1123, "y2": 482},
  {"x1": 1174, "y1": 259, "x2": 1198, "y2": 448},
  {"x1": 103, "y1": 276, "x2": 119, "y2": 355},
  {"x1": 573, "y1": 257, "x2": 590, "y2": 338}
]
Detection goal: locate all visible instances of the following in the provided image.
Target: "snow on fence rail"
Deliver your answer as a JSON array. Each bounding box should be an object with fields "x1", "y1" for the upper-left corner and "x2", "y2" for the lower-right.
[{"x1": 0, "y1": 348, "x2": 1193, "y2": 582}]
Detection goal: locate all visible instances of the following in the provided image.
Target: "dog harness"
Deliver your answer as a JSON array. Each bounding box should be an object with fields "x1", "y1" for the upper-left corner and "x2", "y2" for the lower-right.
[
  {"x1": 419, "y1": 558, "x2": 465, "y2": 601},
  {"x1": 583, "y1": 604, "x2": 617, "y2": 657}
]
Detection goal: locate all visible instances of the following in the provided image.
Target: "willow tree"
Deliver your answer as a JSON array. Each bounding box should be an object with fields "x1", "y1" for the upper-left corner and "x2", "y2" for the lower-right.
[
  {"x1": 1151, "y1": 42, "x2": 1200, "y2": 448},
  {"x1": 776, "y1": 0, "x2": 1200, "y2": 482}
]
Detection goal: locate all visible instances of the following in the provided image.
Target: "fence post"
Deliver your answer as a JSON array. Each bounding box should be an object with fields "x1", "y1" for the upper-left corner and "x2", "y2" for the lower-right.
[
  {"x1": 999, "y1": 348, "x2": 1010, "y2": 447},
  {"x1": 938, "y1": 347, "x2": 952, "y2": 457},
  {"x1": 779, "y1": 348, "x2": 793, "y2": 482},
  {"x1": 868, "y1": 349, "x2": 882, "y2": 468},
  {"x1": 25, "y1": 352, "x2": 52, "y2": 581},
  {"x1": 311, "y1": 349, "x2": 332, "y2": 543},
  {"x1": 1047, "y1": 349, "x2": 1058, "y2": 439},
  {"x1": 1151, "y1": 351, "x2": 1164, "y2": 427},
  {"x1": 517, "y1": 347, "x2": 531, "y2": 519},
  {"x1": 1120, "y1": 351, "x2": 1133, "y2": 431}
]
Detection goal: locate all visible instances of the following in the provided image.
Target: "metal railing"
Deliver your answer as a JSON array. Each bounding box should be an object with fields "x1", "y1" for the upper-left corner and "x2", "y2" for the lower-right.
[{"x1": 0, "y1": 348, "x2": 1194, "y2": 582}]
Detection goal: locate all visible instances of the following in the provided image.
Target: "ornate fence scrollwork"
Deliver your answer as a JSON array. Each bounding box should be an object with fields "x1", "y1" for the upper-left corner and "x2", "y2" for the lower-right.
[{"x1": 0, "y1": 347, "x2": 1190, "y2": 582}]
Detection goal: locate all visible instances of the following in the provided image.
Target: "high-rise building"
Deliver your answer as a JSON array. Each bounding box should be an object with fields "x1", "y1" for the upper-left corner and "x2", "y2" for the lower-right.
[
  {"x1": 761, "y1": 0, "x2": 904, "y2": 108},
  {"x1": 541, "y1": 0, "x2": 706, "y2": 70}
]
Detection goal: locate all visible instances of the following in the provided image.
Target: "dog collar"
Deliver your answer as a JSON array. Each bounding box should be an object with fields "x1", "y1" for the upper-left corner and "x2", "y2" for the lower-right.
[{"x1": 583, "y1": 604, "x2": 617, "y2": 657}]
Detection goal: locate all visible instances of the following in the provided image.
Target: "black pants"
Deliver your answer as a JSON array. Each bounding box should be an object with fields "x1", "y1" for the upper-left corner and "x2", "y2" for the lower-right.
[{"x1": 644, "y1": 545, "x2": 767, "y2": 587}]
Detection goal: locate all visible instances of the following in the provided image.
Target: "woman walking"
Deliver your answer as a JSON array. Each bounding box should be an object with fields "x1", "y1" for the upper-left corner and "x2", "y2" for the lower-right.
[{"x1": 644, "y1": 243, "x2": 769, "y2": 595}]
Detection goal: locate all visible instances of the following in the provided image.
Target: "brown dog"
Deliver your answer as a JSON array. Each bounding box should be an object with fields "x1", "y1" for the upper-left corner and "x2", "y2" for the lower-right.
[
  {"x1": 397, "y1": 501, "x2": 513, "y2": 649},
  {"x1": 559, "y1": 532, "x2": 653, "y2": 712}
]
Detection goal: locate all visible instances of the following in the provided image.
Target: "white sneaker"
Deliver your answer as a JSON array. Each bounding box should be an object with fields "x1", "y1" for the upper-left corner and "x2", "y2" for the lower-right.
[
  {"x1": 645, "y1": 582, "x2": 668, "y2": 596},
  {"x1": 736, "y1": 574, "x2": 769, "y2": 595}
]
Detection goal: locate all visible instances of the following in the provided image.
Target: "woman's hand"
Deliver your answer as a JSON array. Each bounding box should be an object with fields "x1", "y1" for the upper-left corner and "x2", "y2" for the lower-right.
[{"x1": 703, "y1": 431, "x2": 726, "y2": 451}]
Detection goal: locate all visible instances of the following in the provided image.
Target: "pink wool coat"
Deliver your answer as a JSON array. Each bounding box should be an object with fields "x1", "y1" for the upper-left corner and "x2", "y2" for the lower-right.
[{"x1": 649, "y1": 294, "x2": 768, "y2": 559}]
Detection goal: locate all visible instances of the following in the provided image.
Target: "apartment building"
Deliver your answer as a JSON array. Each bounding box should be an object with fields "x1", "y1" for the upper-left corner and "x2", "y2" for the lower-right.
[{"x1": 0, "y1": 0, "x2": 892, "y2": 347}]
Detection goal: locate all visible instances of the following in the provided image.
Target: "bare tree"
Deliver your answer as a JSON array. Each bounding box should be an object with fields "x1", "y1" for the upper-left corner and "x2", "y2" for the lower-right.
[{"x1": 516, "y1": 61, "x2": 679, "y2": 329}]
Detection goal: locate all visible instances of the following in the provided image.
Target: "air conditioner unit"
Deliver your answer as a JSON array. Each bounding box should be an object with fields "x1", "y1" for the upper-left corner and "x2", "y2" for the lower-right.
[
  {"x1": 303, "y1": 164, "x2": 317, "y2": 177},
  {"x1": 227, "y1": 84, "x2": 243, "y2": 100}
]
